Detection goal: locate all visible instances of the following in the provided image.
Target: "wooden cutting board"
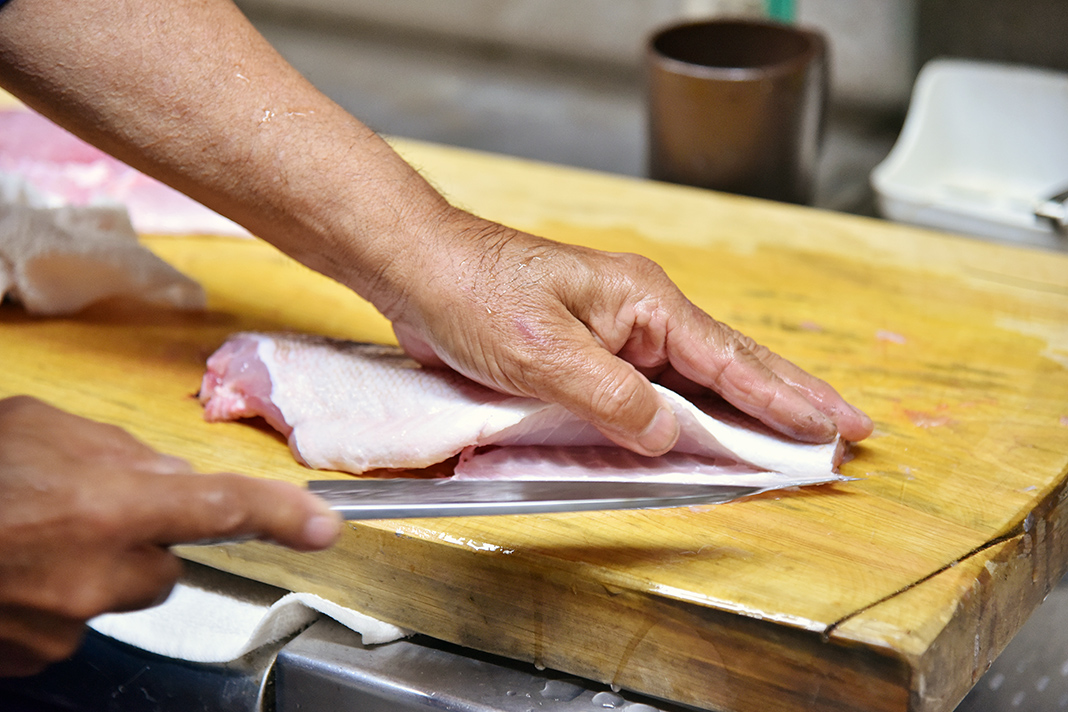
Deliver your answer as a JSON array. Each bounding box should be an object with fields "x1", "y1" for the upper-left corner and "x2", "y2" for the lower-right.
[{"x1": 3, "y1": 137, "x2": 1068, "y2": 712}]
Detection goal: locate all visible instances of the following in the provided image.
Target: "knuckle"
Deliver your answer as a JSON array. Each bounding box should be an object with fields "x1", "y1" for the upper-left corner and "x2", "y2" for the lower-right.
[
  {"x1": 612, "y1": 252, "x2": 668, "y2": 283},
  {"x1": 49, "y1": 585, "x2": 113, "y2": 622},
  {"x1": 122, "y1": 555, "x2": 181, "y2": 612},
  {"x1": 717, "y1": 351, "x2": 777, "y2": 410},
  {"x1": 193, "y1": 478, "x2": 251, "y2": 537},
  {"x1": 69, "y1": 494, "x2": 128, "y2": 544},
  {"x1": 730, "y1": 329, "x2": 770, "y2": 359},
  {"x1": 69, "y1": 565, "x2": 135, "y2": 618},
  {"x1": 0, "y1": 394, "x2": 42, "y2": 418}
]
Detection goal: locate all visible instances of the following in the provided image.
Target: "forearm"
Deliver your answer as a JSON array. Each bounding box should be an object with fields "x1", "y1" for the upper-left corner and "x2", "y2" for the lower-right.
[
  {"x1": 0, "y1": 0, "x2": 873, "y2": 449},
  {"x1": 0, "y1": 0, "x2": 453, "y2": 314}
]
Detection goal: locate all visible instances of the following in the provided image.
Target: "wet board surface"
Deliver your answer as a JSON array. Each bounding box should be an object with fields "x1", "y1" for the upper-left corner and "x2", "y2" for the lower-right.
[{"x1": 3, "y1": 137, "x2": 1068, "y2": 712}]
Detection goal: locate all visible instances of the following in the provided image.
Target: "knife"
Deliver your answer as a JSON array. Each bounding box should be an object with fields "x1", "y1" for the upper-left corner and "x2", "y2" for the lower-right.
[{"x1": 307, "y1": 479, "x2": 762, "y2": 519}]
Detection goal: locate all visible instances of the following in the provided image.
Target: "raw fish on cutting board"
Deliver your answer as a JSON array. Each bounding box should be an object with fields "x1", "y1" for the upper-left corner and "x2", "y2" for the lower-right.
[{"x1": 199, "y1": 332, "x2": 846, "y2": 488}]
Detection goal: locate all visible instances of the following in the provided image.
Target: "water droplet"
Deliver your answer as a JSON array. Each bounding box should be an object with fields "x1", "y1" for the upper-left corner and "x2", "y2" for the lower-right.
[
  {"x1": 989, "y1": 672, "x2": 1005, "y2": 690},
  {"x1": 505, "y1": 690, "x2": 517, "y2": 697},
  {"x1": 1012, "y1": 690, "x2": 1026, "y2": 707},
  {"x1": 540, "y1": 679, "x2": 583, "y2": 701},
  {"x1": 592, "y1": 691, "x2": 626, "y2": 708}
]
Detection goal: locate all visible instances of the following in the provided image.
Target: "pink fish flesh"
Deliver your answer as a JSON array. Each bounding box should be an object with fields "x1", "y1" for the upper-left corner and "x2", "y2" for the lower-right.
[
  {"x1": 199, "y1": 332, "x2": 847, "y2": 488},
  {"x1": 0, "y1": 108, "x2": 246, "y2": 236}
]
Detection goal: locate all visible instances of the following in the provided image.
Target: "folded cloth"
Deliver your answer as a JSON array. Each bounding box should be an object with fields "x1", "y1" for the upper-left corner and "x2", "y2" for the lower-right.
[
  {"x1": 0, "y1": 172, "x2": 206, "y2": 315},
  {"x1": 89, "y1": 562, "x2": 410, "y2": 663}
]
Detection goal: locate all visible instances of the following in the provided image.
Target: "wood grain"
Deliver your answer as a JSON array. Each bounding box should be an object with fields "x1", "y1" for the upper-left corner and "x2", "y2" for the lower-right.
[{"x1": 3, "y1": 138, "x2": 1067, "y2": 712}]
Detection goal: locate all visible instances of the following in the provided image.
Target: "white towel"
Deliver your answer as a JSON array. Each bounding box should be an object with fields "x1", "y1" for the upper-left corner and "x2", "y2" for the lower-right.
[
  {"x1": 89, "y1": 563, "x2": 410, "y2": 663},
  {"x1": 0, "y1": 172, "x2": 206, "y2": 315}
]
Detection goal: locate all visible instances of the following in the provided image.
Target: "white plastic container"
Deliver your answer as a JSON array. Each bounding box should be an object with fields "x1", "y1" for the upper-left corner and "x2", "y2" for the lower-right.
[{"x1": 871, "y1": 59, "x2": 1068, "y2": 251}]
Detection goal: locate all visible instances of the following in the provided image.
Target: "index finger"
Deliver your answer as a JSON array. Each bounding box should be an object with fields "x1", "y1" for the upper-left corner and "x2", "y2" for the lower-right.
[
  {"x1": 664, "y1": 305, "x2": 872, "y2": 442},
  {"x1": 732, "y1": 335, "x2": 874, "y2": 442},
  {"x1": 135, "y1": 472, "x2": 341, "y2": 551}
]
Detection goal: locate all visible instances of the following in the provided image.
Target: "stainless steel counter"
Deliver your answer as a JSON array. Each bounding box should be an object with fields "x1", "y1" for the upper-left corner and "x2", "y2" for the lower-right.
[
  {"x1": 7, "y1": 575, "x2": 1068, "y2": 712},
  {"x1": 275, "y1": 619, "x2": 704, "y2": 712},
  {"x1": 1, "y1": 617, "x2": 703, "y2": 712}
]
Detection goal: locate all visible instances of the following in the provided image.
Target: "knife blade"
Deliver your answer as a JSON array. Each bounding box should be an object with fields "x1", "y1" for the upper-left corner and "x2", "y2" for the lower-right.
[{"x1": 307, "y1": 479, "x2": 762, "y2": 519}]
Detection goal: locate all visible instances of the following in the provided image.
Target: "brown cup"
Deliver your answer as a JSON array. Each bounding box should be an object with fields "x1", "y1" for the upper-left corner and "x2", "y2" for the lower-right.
[{"x1": 646, "y1": 20, "x2": 828, "y2": 204}]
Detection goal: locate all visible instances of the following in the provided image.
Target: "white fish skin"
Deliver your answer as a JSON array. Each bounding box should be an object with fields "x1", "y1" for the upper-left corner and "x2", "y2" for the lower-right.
[
  {"x1": 200, "y1": 332, "x2": 846, "y2": 486},
  {"x1": 0, "y1": 174, "x2": 206, "y2": 315},
  {"x1": 452, "y1": 447, "x2": 838, "y2": 489}
]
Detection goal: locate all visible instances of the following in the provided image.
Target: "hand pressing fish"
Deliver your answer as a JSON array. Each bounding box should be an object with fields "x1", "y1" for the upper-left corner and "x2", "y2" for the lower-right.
[{"x1": 199, "y1": 332, "x2": 849, "y2": 491}]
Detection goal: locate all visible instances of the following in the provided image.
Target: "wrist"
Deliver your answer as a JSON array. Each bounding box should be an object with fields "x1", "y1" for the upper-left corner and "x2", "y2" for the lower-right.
[{"x1": 364, "y1": 205, "x2": 502, "y2": 325}]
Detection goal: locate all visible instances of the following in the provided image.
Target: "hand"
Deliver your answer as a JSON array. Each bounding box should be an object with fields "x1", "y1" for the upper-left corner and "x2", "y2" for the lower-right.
[
  {"x1": 389, "y1": 214, "x2": 874, "y2": 456},
  {"x1": 0, "y1": 396, "x2": 340, "y2": 677},
  {"x1": 0, "y1": 0, "x2": 871, "y2": 459}
]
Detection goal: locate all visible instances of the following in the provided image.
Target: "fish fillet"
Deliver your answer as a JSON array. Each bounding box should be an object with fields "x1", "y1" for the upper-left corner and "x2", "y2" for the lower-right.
[
  {"x1": 199, "y1": 332, "x2": 847, "y2": 488},
  {"x1": 0, "y1": 174, "x2": 205, "y2": 314},
  {"x1": 0, "y1": 108, "x2": 246, "y2": 236}
]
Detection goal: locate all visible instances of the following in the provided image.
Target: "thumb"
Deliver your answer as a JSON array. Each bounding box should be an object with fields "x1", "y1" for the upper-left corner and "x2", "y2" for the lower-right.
[
  {"x1": 537, "y1": 341, "x2": 680, "y2": 456},
  {"x1": 142, "y1": 473, "x2": 342, "y2": 551}
]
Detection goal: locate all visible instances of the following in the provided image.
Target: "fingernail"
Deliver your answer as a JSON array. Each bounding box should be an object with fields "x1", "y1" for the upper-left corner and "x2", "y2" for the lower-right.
[
  {"x1": 637, "y1": 406, "x2": 679, "y2": 455},
  {"x1": 302, "y1": 513, "x2": 342, "y2": 549},
  {"x1": 812, "y1": 410, "x2": 838, "y2": 439},
  {"x1": 789, "y1": 409, "x2": 836, "y2": 443}
]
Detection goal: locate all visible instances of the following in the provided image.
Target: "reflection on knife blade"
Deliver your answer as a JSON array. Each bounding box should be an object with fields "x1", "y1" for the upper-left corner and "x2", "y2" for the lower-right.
[{"x1": 307, "y1": 479, "x2": 763, "y2": 520}]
